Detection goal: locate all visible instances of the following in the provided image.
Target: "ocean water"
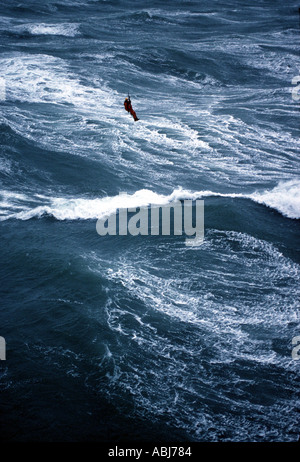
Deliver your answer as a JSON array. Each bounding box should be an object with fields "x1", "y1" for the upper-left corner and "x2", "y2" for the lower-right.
[{"x1": 0, "y1": 0, "x2": 299, "y2": 442}]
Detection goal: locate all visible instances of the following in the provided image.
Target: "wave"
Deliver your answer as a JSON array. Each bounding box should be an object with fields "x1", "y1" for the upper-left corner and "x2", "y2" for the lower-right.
[
  {"x1": 0, "y1": 180, "x2": 299, "y2": 221},
  {"x1": 3, "y1": 23, "x2": 80, "y2": 37},
  {"x1": 172, "y1": 179, "x2": 300, "y2": 220},
  {"x1": 24, "y1": 23, "x2": 80, "y2": 37},
  {"x1": 250, "y1": 180, "x2": 300, "y2": 220}
]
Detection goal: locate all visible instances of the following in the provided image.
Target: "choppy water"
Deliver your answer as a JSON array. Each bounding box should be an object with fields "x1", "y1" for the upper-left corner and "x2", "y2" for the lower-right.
[{"x1": 0, "y1": 0, "x2": 299, "y2": 442}]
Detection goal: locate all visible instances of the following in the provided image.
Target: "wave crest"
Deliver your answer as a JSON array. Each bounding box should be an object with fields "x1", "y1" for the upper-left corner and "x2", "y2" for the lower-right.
[
  {"x1": 15, "y1": 23, "x2": 80, "y2": 37},
  {"x1": 0, "y1": 180, "x2": 299, "y2": 221}
]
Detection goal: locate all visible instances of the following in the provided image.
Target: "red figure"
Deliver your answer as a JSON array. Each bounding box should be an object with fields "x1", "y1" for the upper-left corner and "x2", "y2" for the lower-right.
[{"x1": 124, "y1": 96, "x2": 139, "y2": 121}]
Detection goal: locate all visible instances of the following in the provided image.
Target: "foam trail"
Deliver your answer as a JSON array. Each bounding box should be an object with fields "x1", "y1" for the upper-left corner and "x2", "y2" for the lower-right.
[
  {"x1": 0, "y1": 180, "x2": 299, "y2": 221},
  {"x1": 15, "y1": 23, "x2": 80, "y2": 37}
]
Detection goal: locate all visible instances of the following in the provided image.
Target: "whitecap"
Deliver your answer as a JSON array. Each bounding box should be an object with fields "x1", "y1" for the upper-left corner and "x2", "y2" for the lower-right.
[
  {"x1": 16, "y1": 23, "x2": 80, "y2": 37},
  {"x1": 1, "y1": 180, "x2": 299, "y2": 221}
]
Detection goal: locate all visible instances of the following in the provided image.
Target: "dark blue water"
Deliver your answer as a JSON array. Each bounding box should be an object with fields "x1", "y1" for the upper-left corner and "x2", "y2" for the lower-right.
[{"x1": 0, "y1": 0, "x2": 299, "y2": 442}]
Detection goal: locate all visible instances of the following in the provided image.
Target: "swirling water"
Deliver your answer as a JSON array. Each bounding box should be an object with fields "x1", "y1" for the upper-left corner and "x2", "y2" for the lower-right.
[{"x1": 0, "y1": 0, "x2": 299, "y2": 442}]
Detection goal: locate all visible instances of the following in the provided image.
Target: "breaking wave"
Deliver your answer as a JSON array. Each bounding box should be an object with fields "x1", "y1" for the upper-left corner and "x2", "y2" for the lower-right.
[
  {"x1": 23, "y1": 23, "x2": 80, "y2": 37},
  {"x1": 0, "y1": 180, "x2": 299, "y2": 221},
  {"x1": 4, "y1": 23, "x2": 80, "y2": 37}
]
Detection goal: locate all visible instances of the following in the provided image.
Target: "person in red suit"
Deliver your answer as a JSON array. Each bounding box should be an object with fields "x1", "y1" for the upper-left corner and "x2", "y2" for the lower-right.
[{"x1": 124, "y1": 96, "x2": 139, "y2": 121}]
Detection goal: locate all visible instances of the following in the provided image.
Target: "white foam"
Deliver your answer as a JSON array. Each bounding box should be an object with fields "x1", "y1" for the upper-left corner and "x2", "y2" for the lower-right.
[
  {"x1": 250, "y1": 180, "x2": 300, "y2": 220},
  {"x1": 16, "y1": 23, "x2": 80, "y2": 37},
  {"x1": 0, "y1": 190, "x2": 169, "y2": 221},
  {"x1": 132, "y1": 117, "x2": 211, "y2": 152},
  {"x1": 170, "y1": 180, "x2": 300, "y2": 220},
  {"x1": 0, "y1": 180, "x2": 299, "y2": 221},
  {"x1": 94, "y1": 226, "x2": 299, "y2": 340},
  {"x1": 0, "y1": 54, "x2": 115, "y2": 108},
  {"x1": 85, "y1": 224, "x2": 300, "y2": 440}
]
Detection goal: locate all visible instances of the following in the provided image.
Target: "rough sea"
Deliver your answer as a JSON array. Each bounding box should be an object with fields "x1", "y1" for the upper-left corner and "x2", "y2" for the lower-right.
[{"x1": 0, "y1": 0, "x2": 299, "y2": 442}]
